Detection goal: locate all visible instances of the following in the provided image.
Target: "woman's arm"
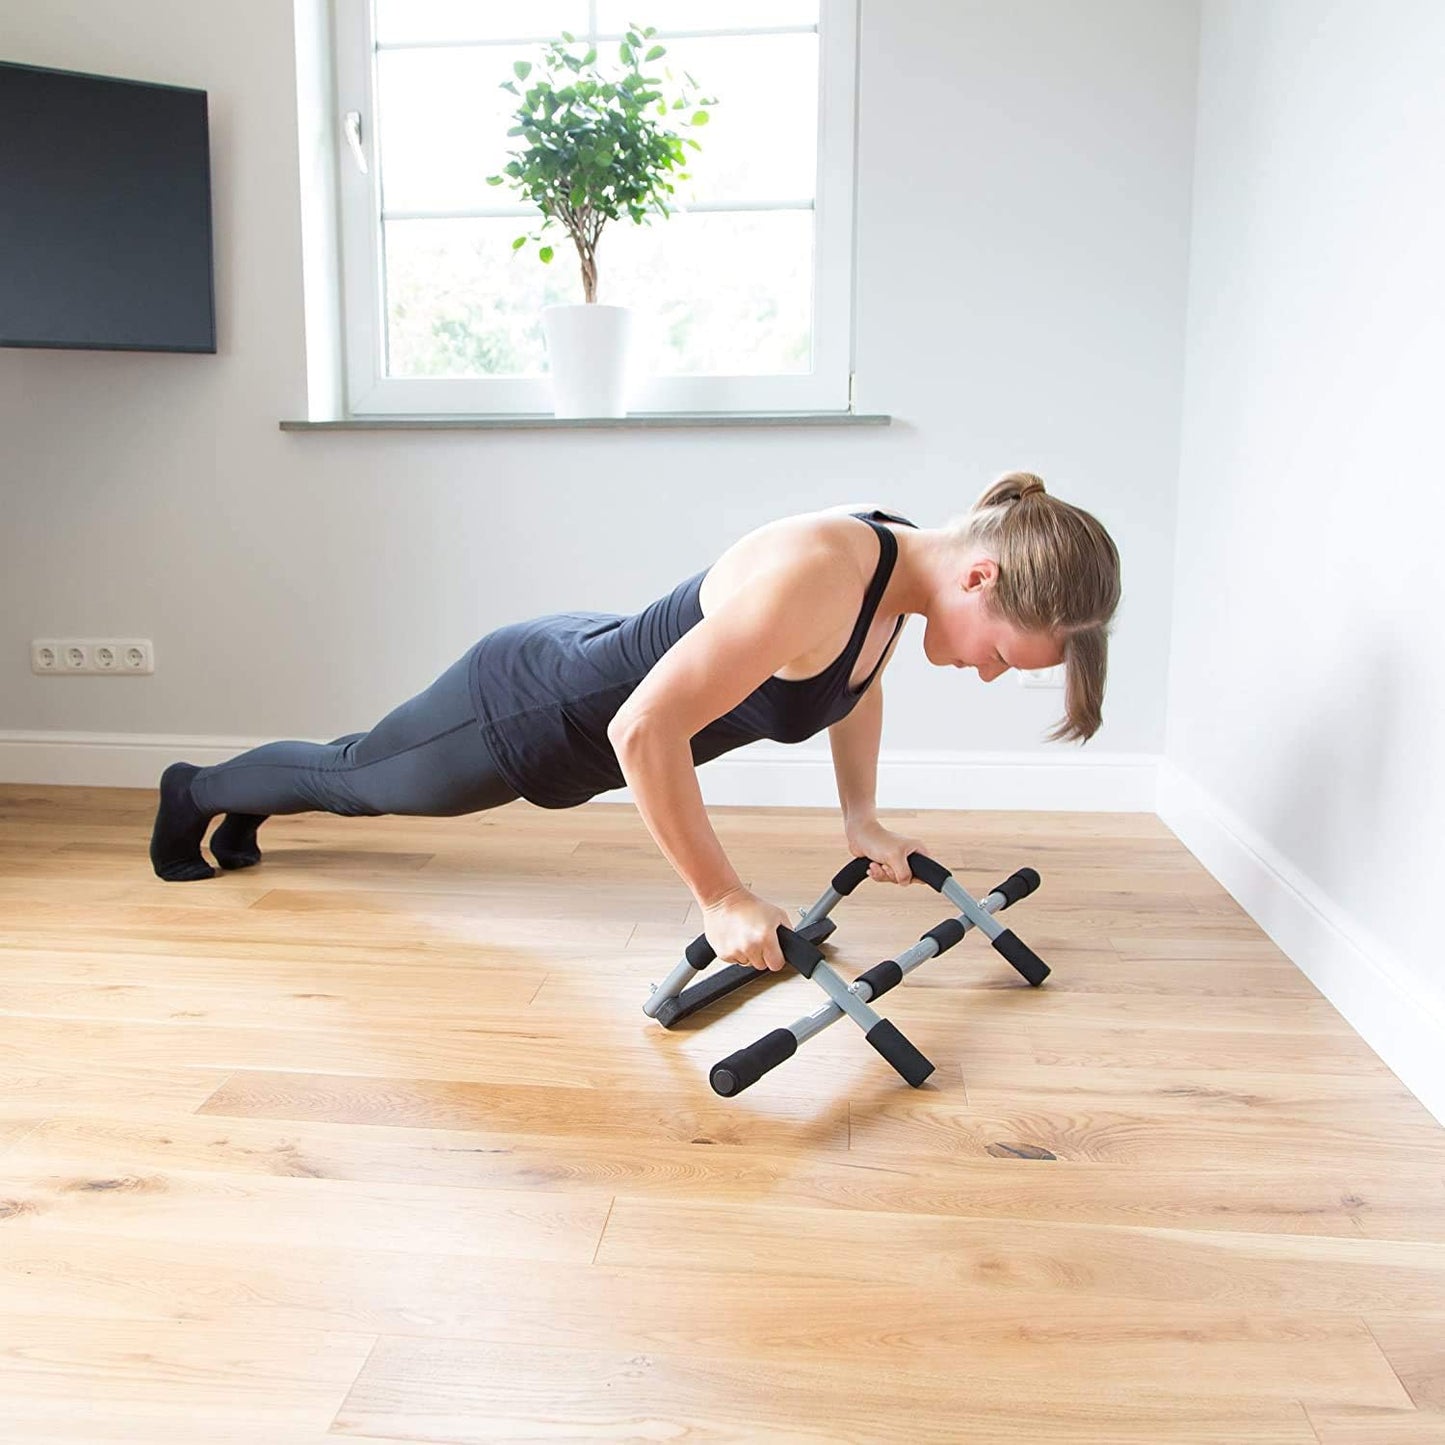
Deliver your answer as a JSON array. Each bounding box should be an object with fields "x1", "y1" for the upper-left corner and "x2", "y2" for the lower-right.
[
  {"x1": 606, "y1": 541, "x2": 855, "y2": 909},
  {"x1": 827, "y1": 677, "x2": 883, "y2": 825},
  {"x1": 828, "y1": 677, "x2": 929, "y2": 886}
]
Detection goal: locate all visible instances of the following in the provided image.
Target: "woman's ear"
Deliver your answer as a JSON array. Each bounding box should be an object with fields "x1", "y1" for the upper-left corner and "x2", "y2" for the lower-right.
[{"x1": 961, "y1": 556, "x2": 999, "y2": 593}]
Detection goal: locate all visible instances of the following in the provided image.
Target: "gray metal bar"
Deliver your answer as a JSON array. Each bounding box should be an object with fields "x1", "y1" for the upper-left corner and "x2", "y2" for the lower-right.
[
  {"x1": 940, "y1": 875, "x2": 1007, "y2": 941},
  {"x1": 800, "y1": 957, "x2": 887, "y2": 1035},
  {"x1": 771, "y1": 889, "x2": 1010, "y2": 1043},
  {"x1": 798, "y1": 888, "x2": 844, "y2": 929},
  {"x1": 642, "y1": 956, "x2": 700, "y2": 1018},
  {"x1": 646, "y1": 876, "x2": 846, "y2": 1020}
]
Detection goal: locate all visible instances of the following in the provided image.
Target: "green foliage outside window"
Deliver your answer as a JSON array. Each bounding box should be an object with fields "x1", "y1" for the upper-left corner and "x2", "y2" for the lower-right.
[{"x1": 486, "y1": 24, "x2": 716, "y2": 303}]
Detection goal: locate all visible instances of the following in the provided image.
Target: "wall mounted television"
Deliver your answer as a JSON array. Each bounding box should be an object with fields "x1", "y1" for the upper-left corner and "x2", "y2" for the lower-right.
[{"x1": 0, "y1": 60, "x2": 215, "y2": 353}]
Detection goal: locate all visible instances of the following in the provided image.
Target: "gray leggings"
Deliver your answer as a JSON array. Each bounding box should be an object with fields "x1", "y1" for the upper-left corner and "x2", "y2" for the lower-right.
[{"x1": 188, "y1": 646, "x2": 520, "y2": 818}]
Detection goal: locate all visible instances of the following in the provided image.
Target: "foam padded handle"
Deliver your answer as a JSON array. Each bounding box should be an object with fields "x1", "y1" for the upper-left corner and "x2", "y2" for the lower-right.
[
  {"x1": 855, "y1": 958, "x2": 903, "y2": 1000},
  {"x1": 905, "y1": 852, "x2": 953, "y2": 892},
  {"x1": 831, "y1": 856, "x2": 873, "y2": 896},
  {"x1": 711, "y1": 1028, "x2": 798, "y2": 1096},
  {"x1": 992, "y1": 928, "x2": 1051, "y2": 986},
  {"x1": 865, "y1": 1018, "x2": 935, "y2": 1087},
  {"x1": 682, "y1": 922, "x2": 826, "y2": 978},
  {"x1": 684, "y1": 934, "x2": 715, "y2": 971},
  {"x1": 991, "y1": 868, "x2": 1041, "y2": 908},
  {"x1": 776, "y1": 924, "x2": 825, "y2": 978}
]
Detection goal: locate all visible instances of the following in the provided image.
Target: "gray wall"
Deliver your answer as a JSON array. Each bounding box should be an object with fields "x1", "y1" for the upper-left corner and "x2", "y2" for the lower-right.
[
  {"x1": 0, "y1": 0, "x2": 1199, "y2": 780},
  {"x1": 1165, "y1": 0, "x2": 1444, "y2": 1063}
]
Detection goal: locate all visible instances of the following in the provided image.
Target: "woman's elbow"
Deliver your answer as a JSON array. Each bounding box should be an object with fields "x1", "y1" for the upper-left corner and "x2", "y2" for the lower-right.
[{"x1": 608, "y1": 705, "x2": 663, "y2": 751}]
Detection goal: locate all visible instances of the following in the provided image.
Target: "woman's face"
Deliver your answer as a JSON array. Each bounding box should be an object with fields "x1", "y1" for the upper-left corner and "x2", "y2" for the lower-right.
[{"x1": 922, "y1": 556, "x2": 1065, "y2": 681}]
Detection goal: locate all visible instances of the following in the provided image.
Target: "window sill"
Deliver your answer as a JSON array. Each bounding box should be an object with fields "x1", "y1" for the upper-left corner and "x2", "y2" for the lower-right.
[{"x1": 279, "y1": 411, "x2": 892, "y2": 432}]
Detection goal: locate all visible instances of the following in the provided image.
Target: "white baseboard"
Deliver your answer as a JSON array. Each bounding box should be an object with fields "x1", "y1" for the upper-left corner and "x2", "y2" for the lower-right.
[
  {"x1": 1158, "y1": 759, "x2": 1445, "y2": 1129},
  {"x1": 0, "y1": 730, "x2": 1159, "y2": 811}
]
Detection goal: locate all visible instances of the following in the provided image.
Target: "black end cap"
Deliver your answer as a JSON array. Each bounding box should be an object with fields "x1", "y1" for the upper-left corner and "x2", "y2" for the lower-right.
[
  {"x1": 864, "y1": 1017, "x2": 935, "y2": 1087},
  {"x1": 992, "y1": 868, "x2": 1041, "y2": 908},
  {"x1": 992, "y1": 927, "x2": 1051, "y2": 986}
]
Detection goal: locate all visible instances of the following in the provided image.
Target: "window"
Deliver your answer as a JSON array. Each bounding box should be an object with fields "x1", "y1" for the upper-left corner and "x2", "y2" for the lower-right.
[{"x1": 332, "y1": 0, "x2": 859, "y2": 415}]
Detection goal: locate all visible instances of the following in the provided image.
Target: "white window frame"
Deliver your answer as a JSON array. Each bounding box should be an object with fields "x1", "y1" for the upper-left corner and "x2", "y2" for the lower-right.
[{"x1": 331, "y1": 0, "x2": 859, "y2": 416}]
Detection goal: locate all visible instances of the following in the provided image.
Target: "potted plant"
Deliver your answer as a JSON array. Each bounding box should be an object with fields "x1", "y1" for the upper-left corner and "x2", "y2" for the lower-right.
[{"x1": 487, "y1": 24, "x2": 715, "y2": 417}]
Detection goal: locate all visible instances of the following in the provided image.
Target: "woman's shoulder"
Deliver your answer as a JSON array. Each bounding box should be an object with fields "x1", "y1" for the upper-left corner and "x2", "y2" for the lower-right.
[{"x1": 699, "y1": 506, "x2": 888, "y2": 617}]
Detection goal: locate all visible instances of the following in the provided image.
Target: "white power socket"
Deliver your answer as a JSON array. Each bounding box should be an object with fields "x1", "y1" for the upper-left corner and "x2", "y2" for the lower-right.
[
  {"x1": 31, "y1": 639, "x2": 155, "y2": 675},
  {"x1": 1018, "y1": 664, "x2": 1065, "y2": 690}
]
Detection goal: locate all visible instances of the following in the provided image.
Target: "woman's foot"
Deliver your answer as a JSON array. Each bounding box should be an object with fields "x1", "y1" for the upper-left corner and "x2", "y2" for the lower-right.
[
  {"x1": 149, "y1": 762, "x2": 216, "y2": 881},
  {"x1": 210, "y1": 812, "x2": 268, "y2": 870}
]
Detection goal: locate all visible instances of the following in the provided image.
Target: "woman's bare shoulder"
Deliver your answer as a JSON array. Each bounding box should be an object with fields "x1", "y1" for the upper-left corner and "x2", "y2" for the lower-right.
[
  {"x1": 700, "y1": 507, "x2": 879, "y2": 616},
  {"x1": 721, "y1": 506, "x2": 881, "y2": 569}
]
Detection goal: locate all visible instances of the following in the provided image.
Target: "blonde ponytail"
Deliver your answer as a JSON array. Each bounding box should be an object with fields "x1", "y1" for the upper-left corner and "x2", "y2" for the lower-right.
[{"x1": 944, "y1": 472, "x2": 1121, "y2": 744}]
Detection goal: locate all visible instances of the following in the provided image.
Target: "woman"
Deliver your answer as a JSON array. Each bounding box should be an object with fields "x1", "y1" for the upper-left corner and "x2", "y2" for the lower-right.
[{"x1": 150, "y1": 472, "x2": 1120, "y2": 974}]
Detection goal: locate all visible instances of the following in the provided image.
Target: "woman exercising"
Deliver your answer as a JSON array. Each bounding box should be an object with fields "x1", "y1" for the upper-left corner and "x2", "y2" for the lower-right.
[{"x1": 150, "y1": 472, "x2": 1120, "y2": 974}]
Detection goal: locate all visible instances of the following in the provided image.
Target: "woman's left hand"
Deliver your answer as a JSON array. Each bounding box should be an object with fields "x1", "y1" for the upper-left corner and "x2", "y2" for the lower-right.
[{"x1": 843, "y1": 817, "x2": 930, "y2": 886}]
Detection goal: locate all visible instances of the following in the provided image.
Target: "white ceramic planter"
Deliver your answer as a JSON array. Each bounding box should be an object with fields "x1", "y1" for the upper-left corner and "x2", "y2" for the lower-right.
[{"x1": 541, "y1": 303, "x2": 635, "y2": 418}]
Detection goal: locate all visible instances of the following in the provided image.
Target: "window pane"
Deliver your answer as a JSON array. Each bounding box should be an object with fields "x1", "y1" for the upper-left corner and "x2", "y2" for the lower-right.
[
  {"x1": 377, "y1": 33, "x2": 816, "y2": 214},
  {"x1": 597, "y1": 2, "x2": 818, "y2": 29},
  {"x1": 383, "y1": 211, "x2": 812, "y2": 379},
  {"x1": 605, "y1": 209, "x2": 814, "y2": 374},
  {"x1": 376, "y1": 47, "x2": 540, "y2": 214},
  {"x1": 384, "y1": 219, "x2": 569, "y2": 377},
  {"x1": 654, "y1": 34, "x2": 817, "y2": 204},
  {"x1": 375, "y1": 2, "x2": 586, "y2": 47}
]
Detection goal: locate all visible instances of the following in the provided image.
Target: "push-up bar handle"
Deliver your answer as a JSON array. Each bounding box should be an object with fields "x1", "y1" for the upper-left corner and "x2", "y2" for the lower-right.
[
  {"x1": 832, "y1": 851, "x2": 955, "y2": 898},
  {"x1": 683, "y1": 923, "x2": 826, "y2": 977}
]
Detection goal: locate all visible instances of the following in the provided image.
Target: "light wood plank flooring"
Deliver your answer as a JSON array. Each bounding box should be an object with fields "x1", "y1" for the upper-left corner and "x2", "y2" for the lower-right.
[{"x1": 1, "y1": 782, "x2": 1442, "y2": 1443}]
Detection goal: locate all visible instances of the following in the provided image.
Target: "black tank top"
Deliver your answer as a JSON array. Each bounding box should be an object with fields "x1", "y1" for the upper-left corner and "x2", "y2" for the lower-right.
[{"x1": 468, "y1": 509, "x2": 917, "y2": 808}]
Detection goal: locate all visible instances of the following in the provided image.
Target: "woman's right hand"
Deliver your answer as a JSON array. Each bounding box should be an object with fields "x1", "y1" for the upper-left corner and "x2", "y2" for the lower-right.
[{"x1": 700, "y1": 885, "x2": 795, "y2": 972}]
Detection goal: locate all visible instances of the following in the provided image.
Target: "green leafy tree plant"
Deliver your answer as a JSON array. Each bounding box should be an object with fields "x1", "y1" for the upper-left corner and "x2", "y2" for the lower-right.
[{"x1": 486, "y1": 25, "x2": 715, "y2": 304}]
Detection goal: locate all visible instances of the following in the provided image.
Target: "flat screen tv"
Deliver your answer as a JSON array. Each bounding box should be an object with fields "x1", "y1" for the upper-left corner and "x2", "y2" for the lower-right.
[{"x1": 0, "y1": 60, "x2": 215, "y2": 353}]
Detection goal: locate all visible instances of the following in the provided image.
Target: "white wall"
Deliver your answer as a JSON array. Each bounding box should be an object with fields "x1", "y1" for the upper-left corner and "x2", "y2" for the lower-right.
[
  {"x1": 1161, "y1": 0, "x2": 1445, "y2": 1119},
  {"x1": 0, "y1": 0, "x2": 1198, "y2": 807}
]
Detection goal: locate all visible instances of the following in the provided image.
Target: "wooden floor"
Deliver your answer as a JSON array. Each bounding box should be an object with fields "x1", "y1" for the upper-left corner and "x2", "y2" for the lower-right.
[{"x1": 1, "y1": 784, "x2": 1443, "y2": 1443}]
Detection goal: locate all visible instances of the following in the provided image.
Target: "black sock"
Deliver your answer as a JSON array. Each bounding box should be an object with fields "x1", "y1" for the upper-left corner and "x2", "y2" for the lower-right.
[
  {"x1": 149, "y1": 762, "x2": 217, "y2": 881},
  {"x1": 210, "y1": 812, "x2": 268, "y2": 870}
]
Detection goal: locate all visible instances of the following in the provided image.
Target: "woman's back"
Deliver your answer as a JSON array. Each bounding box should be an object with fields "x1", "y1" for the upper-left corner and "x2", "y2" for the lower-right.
[{"x1": 468, "y1": 507, "x2": 916, "y2": 809}]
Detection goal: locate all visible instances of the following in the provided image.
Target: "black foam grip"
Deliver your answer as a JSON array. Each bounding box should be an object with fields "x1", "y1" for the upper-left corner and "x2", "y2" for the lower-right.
[
  {"x1": 776, "y1": 925, "x2": 825, "y2": 978},
  {"x1": 686, "y1": 923, "x2": 829, "y2": 978},
  {"x1": 855, "y1": 959, "x2": 903, "y2": 1000},
  {"x1": 831, "y1": 856, "x2": 872, "y2": 896},
  {"x1": 991, "y1": 868, "x2": 1041, "y2": 909},
  {"x1": 865, "y1": 1018, "x2": 935, "y2": 1087},
  {"x1": 711, "y1": 1027, "x2": 798, "y2": 1096},
  {"x1": 920, "y1": 917, "x2": 967, "y2": 956},
  {"x1": 905, "y1": 852, "x2": 952, "y2": 892},
  {"x1": 992, "y1": 928, "x2": 1051, "y2": 986}
]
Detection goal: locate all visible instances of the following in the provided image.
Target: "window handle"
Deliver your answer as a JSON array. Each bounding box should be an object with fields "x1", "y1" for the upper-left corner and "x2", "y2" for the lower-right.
[{"x1": 343, "y1": 110, "x2": 369, "y2": 174}]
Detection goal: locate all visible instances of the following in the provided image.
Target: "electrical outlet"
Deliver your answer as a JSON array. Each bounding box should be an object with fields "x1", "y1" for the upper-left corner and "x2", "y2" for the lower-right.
[
  {"x1": 31, "y1": 638, "x2": 155, "y2": 676},
  {"x1": 1018, "y1": 664, "x2": 1065, "y2": 690}
]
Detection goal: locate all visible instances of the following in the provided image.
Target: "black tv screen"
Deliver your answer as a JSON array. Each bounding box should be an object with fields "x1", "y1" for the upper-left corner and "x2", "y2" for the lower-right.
[{"x1": 0, "y1": 60, "x2": 215, "y2": 353}]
